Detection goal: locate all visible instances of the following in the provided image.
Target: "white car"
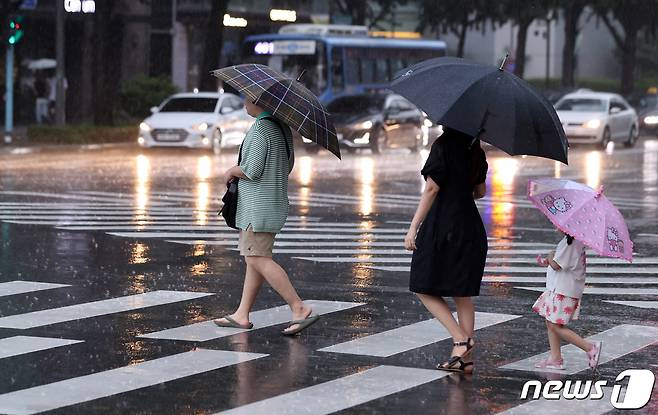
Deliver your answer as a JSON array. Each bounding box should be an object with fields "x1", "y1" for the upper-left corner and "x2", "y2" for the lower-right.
[
  {"x1": 555, "y1": 90, "x2": 639, "y2": 149},
  {"x1": 137, "y1": 92, "x2": 253, "y2": 154}
]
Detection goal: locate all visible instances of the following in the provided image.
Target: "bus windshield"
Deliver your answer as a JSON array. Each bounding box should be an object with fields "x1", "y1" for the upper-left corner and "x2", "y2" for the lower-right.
[{"x1": 242, "y1": 40, "x2": 326, "y2": 96}]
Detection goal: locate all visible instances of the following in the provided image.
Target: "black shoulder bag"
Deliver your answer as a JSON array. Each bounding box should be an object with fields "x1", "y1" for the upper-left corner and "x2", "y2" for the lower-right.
[{"x1": 219, "y1": 116, "x2": 290, "y2": 229}]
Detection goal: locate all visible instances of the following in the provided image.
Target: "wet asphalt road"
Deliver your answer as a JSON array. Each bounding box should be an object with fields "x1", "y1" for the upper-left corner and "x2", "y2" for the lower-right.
[{"x1": 0, "y1": 138, "x2": 657, "y2": 414}]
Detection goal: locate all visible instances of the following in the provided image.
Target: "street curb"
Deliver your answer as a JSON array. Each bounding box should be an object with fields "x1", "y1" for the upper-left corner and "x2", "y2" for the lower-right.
[{"x1": 0, "y1": 142, "x2": 136, "y2": 155}]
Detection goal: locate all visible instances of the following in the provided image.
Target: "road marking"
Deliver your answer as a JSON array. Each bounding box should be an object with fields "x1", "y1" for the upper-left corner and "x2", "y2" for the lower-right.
[
  {"x1": 140, "y1": 300, "x2": 363, "y2": 341},
  {"x1": 109, "y1": 232, "x2": 411, "y2": 240},
  {"x1": 603, "y1": 300, "x2": 658, "y2": 309},
  {"x1": 55, "y1": 226, "x2": 414, "y2": 233},
  {"x1": 293, "y1": 256, "x2": 658, "y2": 265},
  {"x1": 367, "y1": 266, "x2": 653, "y2": 274},
  {"x1": 319, "y1": 312, "x2": 520, "y2": 357},
  {"x1": 0, "y1": 290, "x2": 213, "y2": 329},
  {"x1": 0, "y1": 190, "x2": 173, "y2": 205},
  {"x1": 0, "y1": 281, "x2": 70, "y2": 298},
  {"x1": 215, "y1": 365, "x2": 447, "y2": 415},
  {"x1": 274, "y1": 249, "x2": 550, "y2": 256},
  {"x1": 0, "y1": 336, "x2": 83, "y2": 359},
  {"x1": 167, "y1": 240, "x2": 552, "y2": 248},
  {"x1": 483, "y1": 276, "x2": 658, "y2": 284},
  {"x1": 0, "y1": 349, "x2": 266, "y2": 415},
  {"x1": 500, "y1": 324, "x2": 658, "y2": 375},
  {"x1": 515, "y1": 286, "x2": 658, "y2": 295},
  {"x1": 496, "y1": 388, "x2": 614, "y2": 414}
]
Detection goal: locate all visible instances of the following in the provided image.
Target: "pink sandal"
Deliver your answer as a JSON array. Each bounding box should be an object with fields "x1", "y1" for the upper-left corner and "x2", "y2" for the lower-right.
[
  {"x1": 587, "y1": 341, "x2": 602, "y2": 370},
  {"x1": 535, "y1": 356, "x2": 564, "y2": 370}
]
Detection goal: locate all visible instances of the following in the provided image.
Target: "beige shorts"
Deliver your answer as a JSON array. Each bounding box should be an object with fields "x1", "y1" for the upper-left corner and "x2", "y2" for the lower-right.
[{"x1": 238, "y1": 226, "x2": 276, "y2": 257}]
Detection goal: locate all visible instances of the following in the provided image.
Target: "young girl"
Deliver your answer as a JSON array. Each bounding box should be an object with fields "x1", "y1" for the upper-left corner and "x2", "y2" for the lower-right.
[{"x1": 533, "y1": 232, "x2": 602, "y2": 370}]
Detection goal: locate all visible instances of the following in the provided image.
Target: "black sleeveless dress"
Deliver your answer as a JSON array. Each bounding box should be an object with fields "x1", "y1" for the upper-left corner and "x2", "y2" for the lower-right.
[{"x1": 409, "y1": 131, "x2": 488, "y2": 297}]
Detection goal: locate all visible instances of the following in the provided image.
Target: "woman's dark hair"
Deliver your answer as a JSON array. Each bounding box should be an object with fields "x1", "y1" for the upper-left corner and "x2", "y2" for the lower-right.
[
  {"x1": 440, "y1": 127, "x2": 485, "y2": 186},
  {"x1": 566, "y1": 235, "x2": 574, "y2": 245}
]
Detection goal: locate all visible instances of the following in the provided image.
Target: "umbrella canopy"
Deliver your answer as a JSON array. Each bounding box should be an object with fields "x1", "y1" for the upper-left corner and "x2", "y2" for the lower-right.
[
  {"x1": 28, "y1": 59, "x2": 56, "y2": 70},
  {"x1": 212, "y1": 64, "x2": 340, "y2": 158},
  {"x1": 390, "y1": 57, "x2": 568, "y2": 164},
  {"x1": 527, "y1": 178, "x2": 632, "y2": 262}
]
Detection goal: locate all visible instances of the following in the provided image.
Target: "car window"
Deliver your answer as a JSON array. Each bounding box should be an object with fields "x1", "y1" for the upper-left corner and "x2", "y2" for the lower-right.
[
  {"x1": 610, "y1": 100, "x2": 626, "y2": 112},
  {"x1": 327, "y1": 95, "x2": 385, "y2": 115},
  {"x1": 221, "y1": 96, "x2": 243, "y2": 112},
  {"x1": 555, "y1": 98, "x2": 606, "y2": 112},
  {"x1": 160, "y1": 97, "x2": 219, "y2": 113}
]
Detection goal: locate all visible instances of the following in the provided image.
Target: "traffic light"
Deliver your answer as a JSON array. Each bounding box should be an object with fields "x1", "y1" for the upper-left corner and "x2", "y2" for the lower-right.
[{"x1": 8, "y1": 15, "x2": 24, "y2": 45}]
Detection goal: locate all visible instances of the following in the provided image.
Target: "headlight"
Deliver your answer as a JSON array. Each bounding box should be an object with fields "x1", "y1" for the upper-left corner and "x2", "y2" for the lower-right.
[
  {"x1": 355, "y1": 120, "x2": 373, "y2": 130},
  {"x1": 193, "y1": 122, "x2": 209, "y2": 132},
  {"x1": 644, "y1": 115, "x2": 658, "y2": 125},
  {"x1": 423, "y1": 118, "x2": 433, "y2": 128},
  {"x1": 583, "y1": 119, "x2": 601, "y2": 129},
  {"x1": 139, "y1": 122, "x2": 151, "y2": 131}
]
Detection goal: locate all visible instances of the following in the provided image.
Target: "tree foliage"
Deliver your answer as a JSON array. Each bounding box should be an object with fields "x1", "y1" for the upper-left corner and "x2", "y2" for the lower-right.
[{"x1": 331, "y1": 0, "x2": 408, "y2": 28}]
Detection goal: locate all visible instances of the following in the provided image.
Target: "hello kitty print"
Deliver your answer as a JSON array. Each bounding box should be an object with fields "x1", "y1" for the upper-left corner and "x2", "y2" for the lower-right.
[
  {"x1": 607, "y1": 227, "x2": 625, "y2": 253},
  {"x1": 541, "y1": 195, "x2": 573, "y2": 215}
]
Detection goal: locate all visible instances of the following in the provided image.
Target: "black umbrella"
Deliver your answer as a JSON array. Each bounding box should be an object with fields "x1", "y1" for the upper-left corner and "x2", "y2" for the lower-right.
[{"x1": 390, "y1": 56, "x2": 568, "y2": 164}]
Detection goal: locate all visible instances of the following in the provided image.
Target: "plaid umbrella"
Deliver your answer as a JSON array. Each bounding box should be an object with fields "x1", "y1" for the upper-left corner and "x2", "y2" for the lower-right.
[{"x1": 212, "y1": 64, "x2": 340, "y2": 159}]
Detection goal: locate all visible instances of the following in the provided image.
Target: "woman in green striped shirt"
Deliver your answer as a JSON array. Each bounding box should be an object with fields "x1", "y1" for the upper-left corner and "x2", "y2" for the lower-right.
[{"x1": 214, "y1": 100, "x2": 319, "y2": 335}]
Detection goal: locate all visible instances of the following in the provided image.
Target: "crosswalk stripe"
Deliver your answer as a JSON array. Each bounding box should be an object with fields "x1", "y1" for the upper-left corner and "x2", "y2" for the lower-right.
[
  {"x1": 0, "y1": 281, "x2": 70, "y2": 298},
  {"x1": 0, "y1": 190, "x2": 173, "y2": 205},
  {"x1": 515, "y1": 286, "x2": 658, "y2": 295},
  {"x1": 500, "y1": 324, "x2": 658, "y2": 375},
  {"x1": 109, "y1": 233, "x2": 409, "y2": 240},
  {"x1": 55, "y1": 226, "x2": 415, "y2": 233},
  {"x1": 275, "y1": 249, "x2": 550, "y2": 256},
  {"x1": 140, "y1": 300, "x2": 364, "y2": 342},
  {"x1": 215, "y1": 365, "x2": 447, "y2": 415},
  {"x1": 496, "y1": 388, "x2": 614, "y2": 415},
  {"x1": 0, "y1": 290, "x2": 213, "y2": 329},
  {"x1": 318, "y1": 312, "x2": 520, "y2": 357},
  {"x1": 0, "y1": 349, "x2": 267, "y2": 415},
  {"x1": 367, "y1": 266, "x2": 654, "y2": 274},
  {"x1": 293, "y1": 256, "x2": 658, "y2": 265},
  {"x1": 166, "y1": 240, "x2": 553, "y2": 248},
  {"x1": 484, "y1": 276, "x2": 658, "y2": 284},
  {"x1": 0, "y1": 336, "x2": 83, "y2": 359},
  {"x1": 602, "y1": 300, "x2": 658, "y2": 309},
  {"x1": 3, "y1": 219, "x2": 320, "y2": 226}
]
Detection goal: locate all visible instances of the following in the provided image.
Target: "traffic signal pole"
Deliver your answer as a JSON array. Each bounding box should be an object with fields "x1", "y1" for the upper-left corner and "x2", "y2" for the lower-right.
[{"x1": 4, "y1": 42, "x2": 14, "y2": 144}]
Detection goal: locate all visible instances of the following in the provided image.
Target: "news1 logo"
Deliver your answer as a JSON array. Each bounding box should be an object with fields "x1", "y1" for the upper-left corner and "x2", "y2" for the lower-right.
[{"x1": 520, "y1": 369, "x2": 655, "y2": 409}]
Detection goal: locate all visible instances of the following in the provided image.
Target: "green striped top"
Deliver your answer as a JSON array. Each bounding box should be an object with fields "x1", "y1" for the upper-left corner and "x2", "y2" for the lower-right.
[{"x1": 236, "y1": 111, "x2": 294, "y2": 233}]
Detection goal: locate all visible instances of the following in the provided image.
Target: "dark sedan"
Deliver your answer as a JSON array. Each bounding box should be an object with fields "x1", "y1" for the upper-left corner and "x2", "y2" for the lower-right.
[
  {"x1": 325, "y1": 93, "x2": 424, "y2": 154},
  {"x1": 631, "y1": 94, "x2": 658, "y2": 135}
]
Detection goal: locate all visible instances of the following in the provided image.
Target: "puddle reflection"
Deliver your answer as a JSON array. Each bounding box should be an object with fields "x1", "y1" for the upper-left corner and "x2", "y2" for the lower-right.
[
  {"x1": 135, "y1": 155, "x2": 151, "y2": 224},
  {"x1": 584, "y1": 151, "x2": 601, "y2": 189},
  {"x1": 487, "y1": 158, "x2": 518, "y2": 241},
  {"x1": 358, "y1": 158, "x2": 375, "y2": 216}
]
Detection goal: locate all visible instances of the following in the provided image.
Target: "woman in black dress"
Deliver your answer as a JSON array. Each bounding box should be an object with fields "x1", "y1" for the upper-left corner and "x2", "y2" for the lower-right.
[{"x1": 404, "y1": 127, "x2": 488, "y2": 373}]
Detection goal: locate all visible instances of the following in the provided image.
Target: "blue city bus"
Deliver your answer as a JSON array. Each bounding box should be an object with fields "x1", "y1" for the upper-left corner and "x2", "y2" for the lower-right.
[{"x1": 241, "y1": 24, "x2": 447, "y2": 104}]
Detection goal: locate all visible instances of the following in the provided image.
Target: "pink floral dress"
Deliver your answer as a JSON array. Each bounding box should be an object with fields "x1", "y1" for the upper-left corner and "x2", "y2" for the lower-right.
[{"x1": 532, "y1": 290, "x2": 581, "y2": 325}]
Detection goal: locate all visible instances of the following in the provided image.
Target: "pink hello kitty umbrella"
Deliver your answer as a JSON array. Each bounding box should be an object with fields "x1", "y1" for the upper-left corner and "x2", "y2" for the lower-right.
[{"x1": 527, "y1": 178, "x2": 633, "y2": 262}]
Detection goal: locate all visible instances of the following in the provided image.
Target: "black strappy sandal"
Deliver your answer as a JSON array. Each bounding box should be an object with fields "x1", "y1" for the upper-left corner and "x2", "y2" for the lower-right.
[
  {"x1": 437, "y1": 358, "x2": 474, "y2": 373},
  {"x1": 436, "y1": 338, "x2": 475, "y2": 373}
]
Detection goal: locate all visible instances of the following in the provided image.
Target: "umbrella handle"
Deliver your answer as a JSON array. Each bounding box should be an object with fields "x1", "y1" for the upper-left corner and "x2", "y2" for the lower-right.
[{"x1": 499, "y1": 53, "x2": 509, "y2": 71}]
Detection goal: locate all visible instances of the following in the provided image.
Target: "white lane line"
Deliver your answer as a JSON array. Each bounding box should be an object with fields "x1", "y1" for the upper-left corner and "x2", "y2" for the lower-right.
[
  {"x1": 0, "y1": 349, "x2": 266, "y2": 415},
  {"x1": 319, "y1": 312, "x2": 520, "y2": 357},
  {"x1": 602, "y1": 300, "x2": 658, "y2": 309},
  {"x1": 0, "y1": 190, "x2": 173, "y2": 205},
  {"x1": 483, "y1": 276, "x2": 658, "y2": 284},
  {"x1": 293, "y1": 256, "x2": 658, "y2": 265},
  {"x1": 215, "y1": 365, "x2": 447, "y2": 415},
  {"x1": 500, "y1": 324, "x2": 658, "y2": 375},
  {"x1": 274, "y1": 249, "x2": 550, "y2": 256},
  {"x1": 167, "y1": 240, "x2": 553, "y2": 248},
  {"x1": 496, "y1": 388, "x2": 614, "y2": 415},
  {"x1": 0, "y1": 281, "x2": 70, "y2": 298},
  {"x1": 367, "y1": 266, "x2": 655, "y2": 274},
  {"x1": 109, "y1": 233, "x2": 408, "y2": 240},
  {"x1": 0, "y1": 290, "x2": 213, "y2": 329},
  {"x1": 638, "y1": 233, "x2": 658, "y2": 238},
  {"x1": 4, "y1": 219, "x2": 317, "y2": 226},
  {"x1": 0, "y1": 336, "x2": 83, "y2": 359},
  {"x1": 55, "y1": 226, "x2": 414, "y2": 233},
  {"x1": 515, "y1": 286, "x2": 658, "y2": 295},
  {"x1": 140, "y1": 300, "x2": 364, "y2": 342}
]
